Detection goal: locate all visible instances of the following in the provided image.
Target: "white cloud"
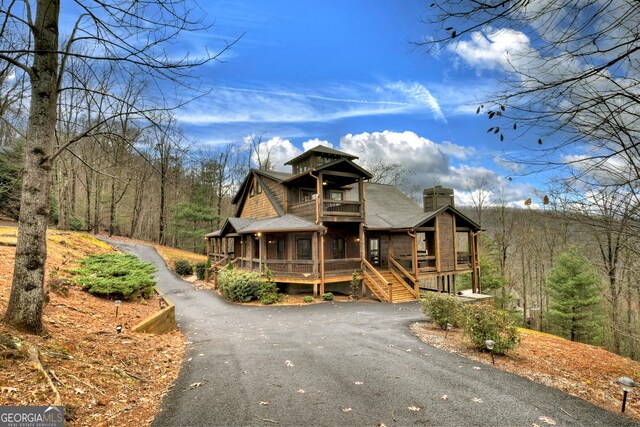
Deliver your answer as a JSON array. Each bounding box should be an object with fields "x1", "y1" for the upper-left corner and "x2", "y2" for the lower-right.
[
  {"x1": 302, "y1": 138, "x2": 333, "y2": 151},
  {"x1": 244, "y1": 129, "x2": 533, "y2": 205},
  {"x1": 384, "y1": 82, "x2": 446, "y2": 121},
  {"x1": 175, "y1": 81, "x2": 448, "y2": 126},
  {"x1": 246, "y1": 135, "x2": 301, "y2": 172},
  {"x1": 451, "y1": 29, "x2": 531, "y2": 71}
]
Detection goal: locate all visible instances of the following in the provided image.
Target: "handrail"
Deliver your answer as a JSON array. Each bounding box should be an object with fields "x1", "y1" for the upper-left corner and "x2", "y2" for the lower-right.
[
  {"x1": 389, "y1": 256, "x2": 416, "y2": 283},
  {"x1": 362, "y1": 259, "x2": 392, "y2": 302},
  {"x1": 390, "y1": 256, "x2": 420, "y2": 299},
  {"x1": 362, "y1": 259, "x2": 389, "y2": 286},
  {"x1": 213, "y1": 254, "x2": 230, "y2": 269},
  {"x1": 362, "y1": 270, "x2": 388, "y2": 301}
]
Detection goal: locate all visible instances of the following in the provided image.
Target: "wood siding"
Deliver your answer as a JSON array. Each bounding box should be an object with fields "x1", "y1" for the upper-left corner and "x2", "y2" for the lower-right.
[
  {"x1": 263, "y1": 177, "x2": 285, "y2": 210},
  {"x1": 438, "y1": 211, "x2": 455, "y2": 271},
  {"x1": 289, "y1": 201, "x2": 316, "y2": 222},
  {"x1": 239, "y1": 191, "x2": 277, "y2": 219}
]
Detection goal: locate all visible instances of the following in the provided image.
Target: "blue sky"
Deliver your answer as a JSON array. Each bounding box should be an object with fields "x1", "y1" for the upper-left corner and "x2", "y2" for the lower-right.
[{"x1": 147, "y1": 2, "x2": 550, "y2": 204}]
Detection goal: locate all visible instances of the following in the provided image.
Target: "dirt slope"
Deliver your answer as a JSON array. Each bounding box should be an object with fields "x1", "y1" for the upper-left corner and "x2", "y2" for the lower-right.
[{"x1": 0, "y1": 227, "x2": 185, "y2": 426}]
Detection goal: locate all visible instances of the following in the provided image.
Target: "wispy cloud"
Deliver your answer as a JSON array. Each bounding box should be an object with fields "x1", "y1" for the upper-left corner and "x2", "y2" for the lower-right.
[{"x1": 175, "y1": 81, "x2": 447, "y2": 126}]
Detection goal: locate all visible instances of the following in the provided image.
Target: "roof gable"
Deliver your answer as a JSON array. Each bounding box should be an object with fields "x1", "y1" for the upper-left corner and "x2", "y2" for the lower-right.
[
  {"x1": 232, "y1": 170, "x2": 285, "y2": 216},
  {"x1": 284, "y1": 145, "x2": 358, "y2": 166}
]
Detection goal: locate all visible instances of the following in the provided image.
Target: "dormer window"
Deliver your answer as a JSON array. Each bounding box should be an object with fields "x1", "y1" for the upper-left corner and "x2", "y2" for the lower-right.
[{"x1": 293, "y1": 159, "x2": 310, "y2": 174}]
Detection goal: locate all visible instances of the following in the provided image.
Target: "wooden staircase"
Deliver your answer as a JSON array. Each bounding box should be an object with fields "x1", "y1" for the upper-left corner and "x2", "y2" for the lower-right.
[
  {"x1": 378, "y1": 271, "x2": 419, "y2": 303},
  {"x1": 361, "y1": 259, "x2": 420, "y2": 303}
]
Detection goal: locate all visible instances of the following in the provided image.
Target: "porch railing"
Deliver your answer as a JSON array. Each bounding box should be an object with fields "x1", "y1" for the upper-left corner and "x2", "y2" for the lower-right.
[
  {"x1": 324, "y1": 258, "x2": 361, "y2": 273},
  {"x1": 456, "y1": 252, "x2": 472, "y2": 267},
  {"x1": 263, "y1": 259, "x2": 315, "y2": 275},
  {"x1": 322, "y1": 200, "x2": 361, "y2": 215}
]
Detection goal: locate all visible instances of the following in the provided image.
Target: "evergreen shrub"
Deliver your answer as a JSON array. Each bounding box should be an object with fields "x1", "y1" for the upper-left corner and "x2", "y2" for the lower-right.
[
  {"x1": 174, "y1": 259, "x2": 193, "y2": 276},
  {"x1": 463, "y1": 303, "x2": 520, "y2": 354},
  {"x1": 72, "y1": 253, "x2": 156, "y2": 300}
]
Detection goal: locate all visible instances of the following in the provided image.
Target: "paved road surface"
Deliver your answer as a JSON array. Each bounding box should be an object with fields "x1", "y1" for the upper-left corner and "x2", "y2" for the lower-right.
[{"x1": 105, "y1": 239, "x2": 636, "y2": 427}]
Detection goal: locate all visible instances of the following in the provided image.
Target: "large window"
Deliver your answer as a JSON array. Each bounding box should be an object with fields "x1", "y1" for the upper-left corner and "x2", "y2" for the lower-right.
[
  {"x1": 296, "y1": 237, "x2": 312, "y2": 260},
  {"x1": 332, "y1": 237, "x2": 345, "y2": 259}
]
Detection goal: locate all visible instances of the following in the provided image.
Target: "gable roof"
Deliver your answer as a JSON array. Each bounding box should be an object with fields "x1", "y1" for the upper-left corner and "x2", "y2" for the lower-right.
[
  {"x1": 231, "y1": 169, "x2": 285, "y2": 215},
  {"x1": 364, "y1": 183, "x2": 480, "y2": 230},
  {"x1": 205, "y1": 217, "x2": 257, "y2": 238},
  {"x1": 284, "y1": 145, "x2": 358, "y2": 165}
]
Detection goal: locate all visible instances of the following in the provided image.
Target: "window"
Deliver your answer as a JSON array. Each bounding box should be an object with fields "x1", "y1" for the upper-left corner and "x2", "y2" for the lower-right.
[
  {"x1": 296, "y1": 237, "x2": 312, "y2": 260},
  {"x1": 293, "y1": 160, "x2": 310, "y2": 174},
  {"x1": 332, "y1": 237, "x2": 345, "y2": 259},
  {"x1": 249, "y1": 178, "x2": 261, "y2": 197},
  {"x1": 329, "y1": 190, "x2": 344, "y2": 201},
  {"x1": 301, "y1": 189, "x2": 316, "y2": 202},
  {"x1": 368, "y1": 237, "x2": 380, "y2": 266}
]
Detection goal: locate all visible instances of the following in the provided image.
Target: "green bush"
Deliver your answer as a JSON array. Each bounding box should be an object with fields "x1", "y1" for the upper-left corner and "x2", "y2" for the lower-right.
[
  {"x1": 174, "y1": 259, "x2": 193, "y2": 276},
  {"x1": 463, "y1": 303, "x2": 520, "y2": 355},
  {"x1": 71, "y1": 253, "x2": 156, "y2": 300},
  {"x1": 260, "y1": 293, "x2": 280, "y2": 305},
  {"x1": 322, "y1": 292, "x2": 334, "y2": 301},
  {"x1": 303, "y1": 296, "x2": 314, "y2": 303},
  {"x1": 349, "y1": 271, "x2": 361, "y2": 299},
  {"x1": 421, "y1": 292, "x2": 463, "y2": 329},
  {"x1": 218, "y1": 269, "x2": 263, "y2": 302},
  {"x1": 195, "y1": 262, "x2": 207, "y2": 280}
]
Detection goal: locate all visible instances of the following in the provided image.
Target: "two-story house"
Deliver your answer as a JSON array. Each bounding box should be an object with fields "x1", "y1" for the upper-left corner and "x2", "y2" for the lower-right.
[{"x1": 205, "y1": 145, "x2": 481, "y2": 303}]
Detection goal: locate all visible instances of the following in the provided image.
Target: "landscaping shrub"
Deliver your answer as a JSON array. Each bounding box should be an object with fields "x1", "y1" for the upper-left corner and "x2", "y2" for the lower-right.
[
  {"x1": 71, "y1": 253, "x2": 156, "y2": 300},
  {"x1": 174, "y1": 259, "x2": 193, "y2": 276},
  {"x1": 349, "y1": 270, "x2": 361, "y2": 299},
  {"x1": 69, "y1": 216, "x2": 83, "y2": 231},
  {"x1": 463, "y1": 303, "x2": 520, "y2": 354},
  {"x1": 421, "y1": 292, "x2": 463, "y2": 329},
  {"x1": 303, "y1": 296, "x2": 314, "y2": 303},
  {"x1": 218, "y1": 268, "x2": 263, "y2": 302},
  {"x1": 259, "y1": 266, "x2": 281, "y2": 304},
  {"x1": 322, "y1": 292, "x2": 334, "y2": 301},
  {"x1": 260, "y1": 293, "x2": 280, "y2": 305},
  {"x1": 195, "y1": 261, "x2": 207, "y2": 280}
]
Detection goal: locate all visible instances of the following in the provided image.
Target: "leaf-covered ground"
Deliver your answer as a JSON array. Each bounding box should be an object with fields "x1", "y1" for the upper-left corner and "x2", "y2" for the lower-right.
[
  {"x1": 0, "y1": 227, "x2": 185, "y2": 426},
  {"x1": 412, "y1": 321, "x2": 640, "y2": 422}
]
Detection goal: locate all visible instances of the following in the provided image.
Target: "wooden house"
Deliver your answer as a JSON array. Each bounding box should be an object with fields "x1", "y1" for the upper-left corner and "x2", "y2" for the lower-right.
[{"x1": 205, "y1": 145, "x2": 481, "y2": 303}]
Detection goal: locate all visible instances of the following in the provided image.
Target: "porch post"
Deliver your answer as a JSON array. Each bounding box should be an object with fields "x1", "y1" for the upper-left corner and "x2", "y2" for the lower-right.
[
  {"x1": 312, "y1": 232, "x2": 319, "y2": 297},
  {"x1": 259, "y1": 233, "x2": 266, "y2": 274},
  {"x1": 452, "y1": 220, "x2": 458, "y2": 272},
  {"x1": 359, "y1": 223, "x2": 366, "y2": 297},
  {"x1": 471, "y1": 232, "x2": 478, "y2": 293},
  {"x1": 435, "y1": 216, "x2": 441, "y2": 273},
  {"x1": 206, "y1": 237, "x2": 211, "y2": 258},
  {"x1": 320, "y1": 231, "x2": 326, "y2": 295}
]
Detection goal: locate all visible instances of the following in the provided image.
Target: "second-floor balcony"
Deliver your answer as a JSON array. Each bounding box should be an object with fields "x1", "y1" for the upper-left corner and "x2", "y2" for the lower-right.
[{"x1": 323, "y1": 200, "x2": 361, "y2": 216}]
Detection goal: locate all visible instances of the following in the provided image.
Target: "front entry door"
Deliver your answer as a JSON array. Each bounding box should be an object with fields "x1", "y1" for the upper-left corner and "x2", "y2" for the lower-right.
[{"x1": 368, "y1": 237, "x2": 380, "y2": 266}]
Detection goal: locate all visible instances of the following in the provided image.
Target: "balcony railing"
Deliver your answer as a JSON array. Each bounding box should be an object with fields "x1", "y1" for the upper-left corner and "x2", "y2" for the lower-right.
[
  {"x1": 322, "y1": 200, "x2": 361, "y2": 216},
  {"x1": 324, "y1": 258, "x2": 361, "y2": 272}
]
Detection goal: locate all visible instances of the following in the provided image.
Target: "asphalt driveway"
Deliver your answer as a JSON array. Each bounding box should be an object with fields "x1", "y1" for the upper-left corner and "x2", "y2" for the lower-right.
[{"x1": 106, "y1": 239, "x2": 636, "y2": 426}]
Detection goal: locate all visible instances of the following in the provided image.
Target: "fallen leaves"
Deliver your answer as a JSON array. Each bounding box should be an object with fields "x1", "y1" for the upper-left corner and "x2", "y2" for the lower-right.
[
  {"x1": 285, "y1": 360, "x2": 294, "y2": 367},
  {"x1": 411, "y1": 321, "x2": 640, "y2": 422},
  {"x1": 538, "y1": 415, "x2": 556, "y2": 425},
  {"x1": 190, "y1": 382, "x2": 203, "y2": 389},
  {"x1": 408, "y1": 405, "x2": 421, "y2": 411}
]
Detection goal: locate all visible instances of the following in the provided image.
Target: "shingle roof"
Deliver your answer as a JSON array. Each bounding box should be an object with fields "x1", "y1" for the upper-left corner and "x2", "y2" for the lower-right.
[
  {"x1": 240, "y1": 214, "x2": 324, "y2": 233},
  {"x1": 364, "y1": 183, "x2": 480, "y2": 230},
  {"x1": 254, "y1": 169, "x2": 292, "y2": 182},
  {"x1": 364, "y1": 183, "x2": 425, "y2": 229},
  {"x1": 205, "y1": 217, "x2": 257, "y2": 238},
  {"x1": 284, "y1": 145, "x2": 358, "y2": 165}
]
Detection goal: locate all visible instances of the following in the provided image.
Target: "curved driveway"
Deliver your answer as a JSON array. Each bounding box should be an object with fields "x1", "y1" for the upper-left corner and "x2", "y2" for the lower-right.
[{"x1": 106, "y1": 239, "x2": 636, "y2": 426}]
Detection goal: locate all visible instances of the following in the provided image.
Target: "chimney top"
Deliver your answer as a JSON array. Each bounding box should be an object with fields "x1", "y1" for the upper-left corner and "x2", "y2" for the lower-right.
[{"x1": 423, "y1": 186, "x2": 454, "y2": 212}]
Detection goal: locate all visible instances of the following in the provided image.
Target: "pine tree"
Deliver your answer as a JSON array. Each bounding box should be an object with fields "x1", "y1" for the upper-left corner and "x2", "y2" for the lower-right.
[{"x1": 546, "y1": 247, "x2": 602, "y2": 343}]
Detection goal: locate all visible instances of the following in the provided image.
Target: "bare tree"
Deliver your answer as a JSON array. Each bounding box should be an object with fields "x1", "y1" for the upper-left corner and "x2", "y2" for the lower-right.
[
  {"x1": 0, "y1": 0, "x2": 237, "y2": 333},
  {"x1": 419, "y1": 1, "x2": 640, "y2": 189}
]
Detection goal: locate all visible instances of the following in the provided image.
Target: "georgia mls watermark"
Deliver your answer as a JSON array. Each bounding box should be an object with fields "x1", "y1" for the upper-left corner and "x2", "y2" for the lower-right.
[{"x1": 0, "y1": 406, "x2": 64, "y2": 427}]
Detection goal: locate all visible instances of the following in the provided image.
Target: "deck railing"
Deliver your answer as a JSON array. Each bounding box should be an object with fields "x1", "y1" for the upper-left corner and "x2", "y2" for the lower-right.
[
  {"x1": 324, "y1": 258, "x2": 361, "y2": 272},
  {"x1": 263, "y1": 259, "x2": 315, "y2": 275},
  {"x1": 322, "y1": 200, "x2": 361, "y2": 215}
]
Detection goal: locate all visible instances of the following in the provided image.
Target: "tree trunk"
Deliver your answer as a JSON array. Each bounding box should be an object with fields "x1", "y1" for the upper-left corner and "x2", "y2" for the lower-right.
[
  {"x1": 93, "y1": 175, "x2": 101, "y2": 235},
  {"x1": 4, "y1": 0, "x2": 60, "y2": 334},
  {"x1": 109, "y1": 179, "x2": 116, "y2": 237}
]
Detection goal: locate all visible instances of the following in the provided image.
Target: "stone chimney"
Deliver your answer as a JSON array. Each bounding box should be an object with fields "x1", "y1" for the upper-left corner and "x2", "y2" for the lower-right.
[{"x1": 423, "y1": 186, "x2": 454, "y2": 212}]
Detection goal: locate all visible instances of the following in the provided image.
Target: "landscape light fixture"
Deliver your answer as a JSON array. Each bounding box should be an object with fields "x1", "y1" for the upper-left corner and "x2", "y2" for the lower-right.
[
  {"x1": 618, "y1": 376, "x2": 637, "y2": 413},
  {"x1": 115, "y1": 300, "x2": 122, "y2": 318},
  {"x1": 444, "y1": 323, "x2": 453, "y2": 339},
  {"x1": 116, "y1": 324, "x2": 122, "y2": 334},
  {"x1": 485, "y1": 339, "x2": 495, "y2": 364}
]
